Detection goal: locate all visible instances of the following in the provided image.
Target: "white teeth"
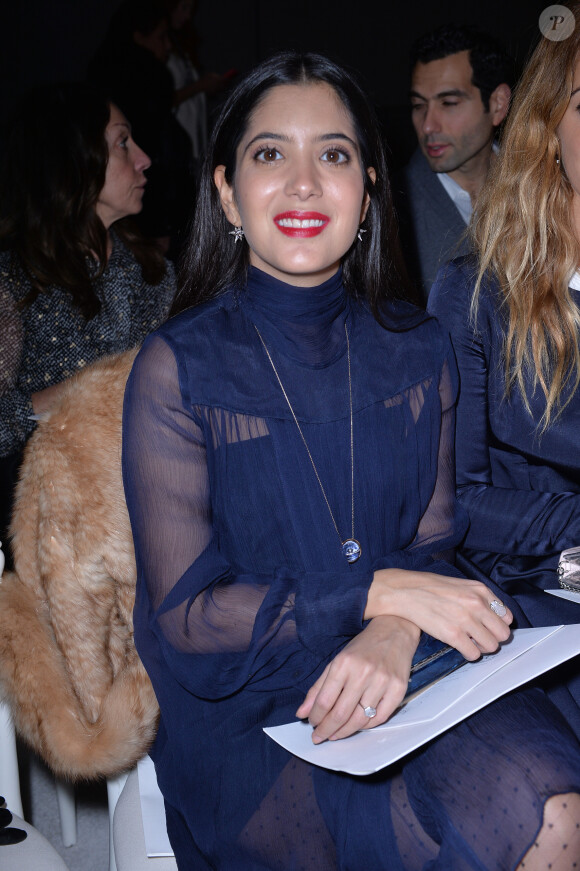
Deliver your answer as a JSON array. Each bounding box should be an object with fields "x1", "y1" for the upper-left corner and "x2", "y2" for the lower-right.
[{"x1": 277, "y1": 218, "x2": 325, "y2": 228}]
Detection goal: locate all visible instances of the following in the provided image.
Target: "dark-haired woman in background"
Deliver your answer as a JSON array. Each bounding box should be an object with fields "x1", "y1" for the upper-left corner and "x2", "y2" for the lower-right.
[
  {"x1": 123, "y1": 51, "x2": 580, "y2": 870},
  {"x1": 88, "y1": 0, "x2": 196, "y2": 256},
  {"x1": 0, "y1": 83, "x2": 175, "y2": 554}
]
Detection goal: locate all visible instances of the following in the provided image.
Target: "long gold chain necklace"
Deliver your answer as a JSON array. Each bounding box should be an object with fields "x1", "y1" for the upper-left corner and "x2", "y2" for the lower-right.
[{"x1": 253, "y1": 321, "x2": 361, "y2": 564}]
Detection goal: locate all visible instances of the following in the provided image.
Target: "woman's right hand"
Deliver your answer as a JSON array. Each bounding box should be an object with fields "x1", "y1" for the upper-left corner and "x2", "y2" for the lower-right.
[
  {"x1": 365, "y1": 569, "x2": 512, "y2": 661},
  {"x1": 296, "y1": 615, "x2": 420, "y2": 743}
]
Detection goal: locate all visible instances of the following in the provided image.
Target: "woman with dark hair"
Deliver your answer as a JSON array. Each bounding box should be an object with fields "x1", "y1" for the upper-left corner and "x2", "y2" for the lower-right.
[
  {"x1": 123, "y1": 51, "x2": 580, "y2": 870},
  {"x1": 88, "y1": 0, "x2": 195, "y2": 254},
  {"x1": 0, "y1": 83, "x2": 176, "y2": 543}
]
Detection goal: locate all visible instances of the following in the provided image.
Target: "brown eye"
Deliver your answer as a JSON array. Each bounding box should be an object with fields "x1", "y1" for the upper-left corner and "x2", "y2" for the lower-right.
[
  {"x1": 322, "y1": 149, "x2": 348, "y2": 164},
  {"x1": 255, "y1": 147, "x2": 282, "y2": 162}
]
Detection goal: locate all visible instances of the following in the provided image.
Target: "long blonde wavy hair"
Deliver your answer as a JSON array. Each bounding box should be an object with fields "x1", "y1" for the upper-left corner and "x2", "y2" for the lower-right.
[{"x1": 472, "y1": 7, "x2": 580, "y2": 428}]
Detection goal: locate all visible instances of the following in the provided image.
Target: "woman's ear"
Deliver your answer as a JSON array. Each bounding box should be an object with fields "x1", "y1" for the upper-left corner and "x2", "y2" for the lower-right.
[
  {"x1": 360, "y1": 166, "x2": 376, "y2": 223},
  {"x1": 214, "y1": 165, "x2": 241, "y2": 226}
]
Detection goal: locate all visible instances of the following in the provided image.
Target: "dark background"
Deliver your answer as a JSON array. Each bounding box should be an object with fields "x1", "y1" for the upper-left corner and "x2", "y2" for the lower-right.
[{"x1": 2, "y1": 0, "x2": 549, "y2": 168}]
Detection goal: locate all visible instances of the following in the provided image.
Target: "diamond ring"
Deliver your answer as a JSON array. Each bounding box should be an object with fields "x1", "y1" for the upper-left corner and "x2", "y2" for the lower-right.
[
  {"x1": 359, "y1": 703, "x2": 377, "y2": 718},
  {"x1": 489, "y1": 599, "x2": 507, "y2": 617}
]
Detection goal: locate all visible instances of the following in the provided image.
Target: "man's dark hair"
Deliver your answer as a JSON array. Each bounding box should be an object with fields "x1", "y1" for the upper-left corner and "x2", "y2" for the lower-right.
[{"x1": 410, "y1": 24, "x2": 512, "y2": 110}]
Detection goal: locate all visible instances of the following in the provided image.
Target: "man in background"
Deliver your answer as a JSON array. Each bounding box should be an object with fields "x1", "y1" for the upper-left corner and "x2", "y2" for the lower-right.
[{"x1": 399, "y1": 24, "x2": 511, "y2": 300}]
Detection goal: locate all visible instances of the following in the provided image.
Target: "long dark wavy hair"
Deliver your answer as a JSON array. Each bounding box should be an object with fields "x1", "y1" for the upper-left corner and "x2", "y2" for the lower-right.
[
  {"x1": 173, "y1": 51, "x2": 413, "y2": 319},
  {"x1": 0, "y1": 83, "x2": 166, "y2": 319}
]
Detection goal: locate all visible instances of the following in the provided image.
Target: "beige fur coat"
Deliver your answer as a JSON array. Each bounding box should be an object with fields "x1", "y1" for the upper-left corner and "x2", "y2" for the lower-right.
[{"x1": 0, "y1": 349, "x2": 159, "y2": 780}]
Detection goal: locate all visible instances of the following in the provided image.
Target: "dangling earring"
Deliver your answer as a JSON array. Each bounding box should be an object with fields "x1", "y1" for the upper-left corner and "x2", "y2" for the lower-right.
[
  {"x1": 357, "y1": 226, "x2": 367, "y2": 242},
  {"x1": 556, "y1": 155, "x2": 561, "y2": 166},
  {"x1": 229, "y1": 226, "x2": 244, "y2": 243}
]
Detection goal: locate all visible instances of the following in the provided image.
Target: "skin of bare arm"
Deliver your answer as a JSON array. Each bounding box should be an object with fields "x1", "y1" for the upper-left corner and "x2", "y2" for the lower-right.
[
  {"x1": 365, "y1": 568, "x2": 512, "y2": 657},
  {"x1": 298, "y1": 569, "x2": 512, "y2": 744}
]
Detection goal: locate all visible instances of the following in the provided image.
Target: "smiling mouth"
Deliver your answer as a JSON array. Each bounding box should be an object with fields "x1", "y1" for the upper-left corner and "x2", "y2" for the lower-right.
[{"x1": 274, "y1": 211, "x2": 330, "y2": 237}]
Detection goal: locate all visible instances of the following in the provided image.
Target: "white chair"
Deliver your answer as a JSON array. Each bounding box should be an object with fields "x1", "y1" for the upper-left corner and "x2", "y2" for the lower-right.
[
  {"x1": 0, "y1": 700, "x2": 71, "y2": 870},
  {"x1": 0, "y1": 698, "x2": 23, "y2": 818},
  {"x1": 0, "y1": 697, "x2": 131, "y2": 871},
  {"x1": 111, "y1": 765, "x2": 177, "y2": 871},
  {"x1": 107, "y1": 771, "x2": 131, "y2": 871},
  {"x1": 0, "y1": 811, "x2": 72, "y2": 871},
  {"x1": 55, "y1": 780, "x2": 77, "y2": 847},
  {"x1": 0, "y1": 541, "x2": 76, "y2": 848}
]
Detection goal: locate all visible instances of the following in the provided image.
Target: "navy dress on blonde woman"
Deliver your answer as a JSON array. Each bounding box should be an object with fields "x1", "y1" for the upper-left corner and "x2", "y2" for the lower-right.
[
  {"x1": 429, "y1": 257, "x2": 580, "y2": 732},
  {"x1": 123, "y1": 266, "x2": 580, "y2": 870}
]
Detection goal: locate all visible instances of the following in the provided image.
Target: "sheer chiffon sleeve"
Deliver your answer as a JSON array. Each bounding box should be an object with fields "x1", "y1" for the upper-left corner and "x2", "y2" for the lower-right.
[
  {"x1": 370, "y1": 352, "x2": 467, "y2": 580},
  {"x1": 123, "y1": 330, "x2": 465, "y2": 700}
]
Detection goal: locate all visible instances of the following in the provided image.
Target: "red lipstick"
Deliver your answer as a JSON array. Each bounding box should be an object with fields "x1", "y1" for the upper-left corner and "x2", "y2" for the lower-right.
[{"x1": 274, "y1": 211, "x2": 330, "y2": 237}]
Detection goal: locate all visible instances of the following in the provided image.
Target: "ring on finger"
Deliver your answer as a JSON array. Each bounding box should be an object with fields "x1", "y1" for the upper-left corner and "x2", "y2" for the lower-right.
[
  {"x1": 359, "y1": 702, "x2": 377, "y2": 718},
  {"x1": 489, "y1": 599, "x2": 507, "y2": 617}
]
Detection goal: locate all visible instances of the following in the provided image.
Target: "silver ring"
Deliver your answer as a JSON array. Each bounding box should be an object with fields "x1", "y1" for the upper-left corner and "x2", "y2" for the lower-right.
[
  {"x1": 490, "y1": 599, "x2": 507, "y2": 617},
  {"x1": 359, "y1": 703, "x2": 377, "y2": 718}
]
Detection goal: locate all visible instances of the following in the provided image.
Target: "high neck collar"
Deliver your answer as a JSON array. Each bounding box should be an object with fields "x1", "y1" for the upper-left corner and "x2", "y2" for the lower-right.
[
  {"x1": 244, "y1": 266, "x2": 349, "y2": 367},
  {"x1": 246, "y1": 266, "x2": 345, "y2": 325}
]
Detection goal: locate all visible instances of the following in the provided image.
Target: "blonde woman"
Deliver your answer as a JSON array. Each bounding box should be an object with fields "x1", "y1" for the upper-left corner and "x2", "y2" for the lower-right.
[{"x1": 429, "y1": 5, "x2": 580, "y2": 729}]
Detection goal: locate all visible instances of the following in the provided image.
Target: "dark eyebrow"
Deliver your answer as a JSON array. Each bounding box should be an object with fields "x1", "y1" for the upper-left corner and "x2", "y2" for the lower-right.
[
  {"x1": 409, "y1": 88, "x2": 469, "y2": 101},
  {"x1": 571, "y1": 86, "x2": 580, "y2": 98},
  {"x1": 112, "y1": 122, "x2": 132, "y2": 133},
  {"x1": 318, "y1": 132, "x2": 359, "y2": 150},
  {"x1": 243, "y1": 131, "x2": 358, "y2": 153},
  {"x1": 243, "y1": 132, "x2": 290, "y2": 153}
]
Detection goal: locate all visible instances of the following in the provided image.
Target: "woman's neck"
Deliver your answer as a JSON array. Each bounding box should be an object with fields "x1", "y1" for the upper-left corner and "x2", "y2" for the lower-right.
[{"x1": 245, "y1": 266, "x2": 348, "y2": 367}]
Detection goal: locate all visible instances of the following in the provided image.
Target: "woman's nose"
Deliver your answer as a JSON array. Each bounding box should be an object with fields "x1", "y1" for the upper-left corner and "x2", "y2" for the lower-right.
[
  {"x1": 134, "y1": 144, "x2": 151, "y2": 172},
  {"x1": 284, "y1": 157, "x2": 322, "y2": 199}
]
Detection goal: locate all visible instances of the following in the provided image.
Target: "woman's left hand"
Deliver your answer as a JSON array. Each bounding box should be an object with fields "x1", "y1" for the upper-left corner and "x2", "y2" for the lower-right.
[{"x1": 295, "y1": 616, "x2": 420, "y2": 744}]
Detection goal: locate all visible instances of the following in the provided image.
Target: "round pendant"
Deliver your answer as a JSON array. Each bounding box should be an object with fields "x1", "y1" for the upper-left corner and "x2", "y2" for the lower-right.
[{"x1": 342, "y1": 539, "x2": 362, "y2": 563}]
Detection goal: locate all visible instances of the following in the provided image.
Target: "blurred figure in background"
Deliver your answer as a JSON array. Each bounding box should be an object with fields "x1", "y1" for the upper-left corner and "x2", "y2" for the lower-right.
[
  {"x1": 165, "y1": 0, "x2": 230, "y2": 180},
  {"x1": 88, "y1": 0, "x2": 195, "y2": 258},
  {"x1": 0, "y1": 83, "x2": 176, "y2": 564}
]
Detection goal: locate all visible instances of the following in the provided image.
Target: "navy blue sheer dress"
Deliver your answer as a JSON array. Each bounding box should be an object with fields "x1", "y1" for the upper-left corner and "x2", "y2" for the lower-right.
[
  {"x1": 429, "y1": 258, "x2": 580, "y2": 732},
  {"x1": 123, "y1": 267, "x2": 580, "y2": 870}
]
